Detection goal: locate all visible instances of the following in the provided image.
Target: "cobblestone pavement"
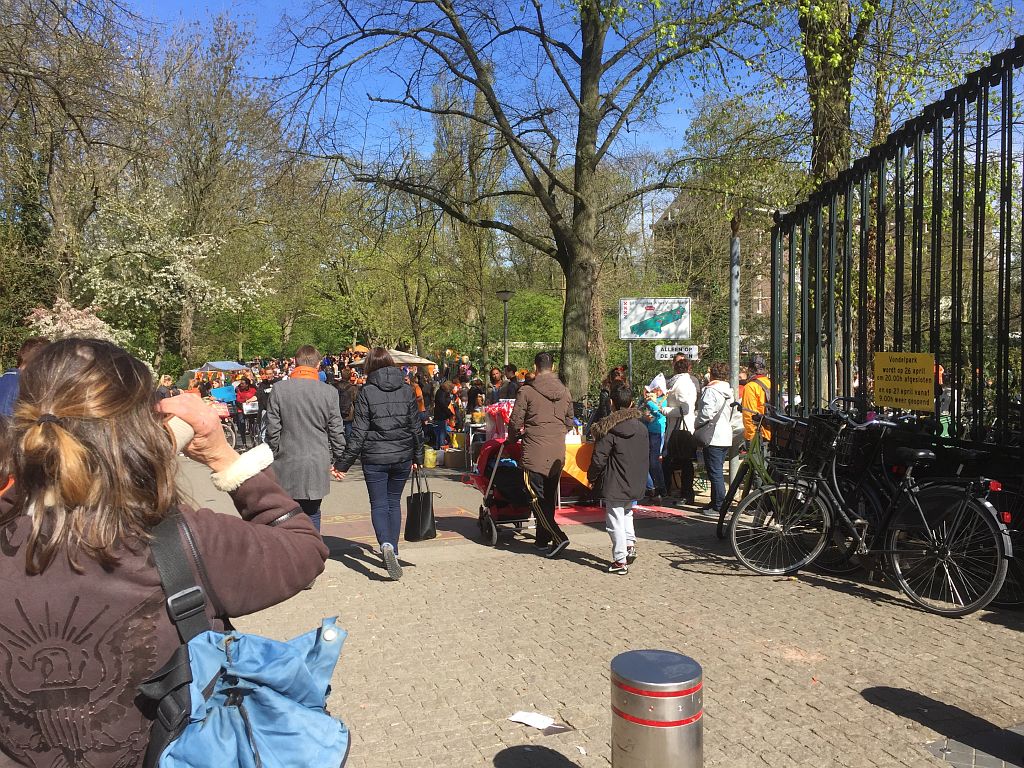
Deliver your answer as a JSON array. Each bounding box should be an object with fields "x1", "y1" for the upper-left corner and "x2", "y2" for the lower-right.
[{"x1": 179, "y1": 459, "x2": 1024, "y2": 768}]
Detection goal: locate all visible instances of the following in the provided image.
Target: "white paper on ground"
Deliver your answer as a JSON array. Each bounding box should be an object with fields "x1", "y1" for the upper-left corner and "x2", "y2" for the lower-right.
[{"x1": 508, "y1": 711, "x2": 556, "y2": 730}]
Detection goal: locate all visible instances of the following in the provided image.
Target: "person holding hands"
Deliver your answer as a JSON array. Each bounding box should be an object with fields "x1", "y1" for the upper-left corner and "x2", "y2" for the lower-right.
[{"x1": 334, "y1": 348, "x2": 424, "y2": 581}]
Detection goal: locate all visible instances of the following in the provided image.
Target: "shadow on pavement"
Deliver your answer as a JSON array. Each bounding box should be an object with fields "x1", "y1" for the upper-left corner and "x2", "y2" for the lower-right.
[
  {"x1": 862, "y1": 686, "x2": 1024, "y2": 766},
  {"x1": 558, "y1": 547, "x2": 610, "y2": 573},
  {"x1": 790, "y1": 569, "x2": 920, "y2": 612},
  {"x1": 493, "y1": 745, "x2": 581, "y2": 767},
  {"x1": 979, "y1": 605, "x2": 1024, "y2": 632},
  {"x1": 322, "y1": 535, "x2": 394, "y2": 582},
  {"x1": 433, "y1": 510, "x2": 481, "y2": 539}
]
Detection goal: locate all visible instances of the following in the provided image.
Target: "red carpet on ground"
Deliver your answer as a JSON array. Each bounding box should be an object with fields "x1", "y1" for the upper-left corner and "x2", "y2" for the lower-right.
[{"x1": 554, "y1": 502, "x2": 689, "y2": 526}]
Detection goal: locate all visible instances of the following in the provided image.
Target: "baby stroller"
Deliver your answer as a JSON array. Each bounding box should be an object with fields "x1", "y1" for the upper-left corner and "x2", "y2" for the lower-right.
[{"x1": 466, "y1": 438, "x2": 535, "y2": 545}]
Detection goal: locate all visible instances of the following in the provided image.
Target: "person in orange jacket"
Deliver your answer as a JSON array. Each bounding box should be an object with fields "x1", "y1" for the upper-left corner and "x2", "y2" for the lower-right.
[{"x1": 740, "y1": 354, "x2": 772, "y2": 444}]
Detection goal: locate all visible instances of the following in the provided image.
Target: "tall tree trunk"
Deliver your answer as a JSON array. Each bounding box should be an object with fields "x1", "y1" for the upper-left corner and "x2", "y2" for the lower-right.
[
  {"x1": 589, "y1": 285, "x2": 606, "y2": 387},
  {"x1": 799, "y1": 0, "x2": 874, "y2": 184},
  {"x1": 560, "y1": 250, "x2": 599, "y2": 399},
  {"x1": 478, "y1": 234, "x2": 488, "y2": 370},
  {"x1": 179, "y1": 301, "x2": 195, "y2": 366},
  {"x1": 559, "y1": 1, "x2": 605, "y2": 399},
  {"x1": 806, "y1": 71, "x2": 853, "y2": 183},
  {"x1": 154, "y1": 313, "x2": 168, "y2": 371},
  {"x1": 280, "y1": 310, "x2": 295, "y2": 355}
]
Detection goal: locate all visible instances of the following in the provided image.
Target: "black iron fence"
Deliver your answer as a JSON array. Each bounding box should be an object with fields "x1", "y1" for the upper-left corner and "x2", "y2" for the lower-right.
[{"x1": 771, "y1": 35, "x2": 1024, "y2": 453}]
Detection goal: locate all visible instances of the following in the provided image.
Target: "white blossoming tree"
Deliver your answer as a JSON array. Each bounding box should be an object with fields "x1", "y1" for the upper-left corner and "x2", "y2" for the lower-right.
[
  {"x1": 77, "y1": 185, "x2": 274, "y2": 368},
  {"x1": 25, "y1": 299, "x2": 133, "y2": 346}
]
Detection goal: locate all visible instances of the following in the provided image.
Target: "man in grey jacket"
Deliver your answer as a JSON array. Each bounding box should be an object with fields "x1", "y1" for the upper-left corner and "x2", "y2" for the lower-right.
[{"x1": 266, "y1": 344, "x2": 347, "y2": 532}]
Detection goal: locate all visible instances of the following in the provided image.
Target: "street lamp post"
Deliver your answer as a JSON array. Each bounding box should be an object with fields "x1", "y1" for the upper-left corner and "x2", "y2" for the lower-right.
[{"x1": 496, "y1": 289, "x2": 514, "y2": 366}]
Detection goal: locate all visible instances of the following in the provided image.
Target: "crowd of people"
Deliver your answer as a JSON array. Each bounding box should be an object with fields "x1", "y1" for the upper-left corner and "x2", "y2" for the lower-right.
[{"x1": 0, "y1": 332, "x2": 777, "y2": 766}]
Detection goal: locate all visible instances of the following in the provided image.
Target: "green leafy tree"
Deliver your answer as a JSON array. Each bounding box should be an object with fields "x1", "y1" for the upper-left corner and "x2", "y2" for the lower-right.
[{"x1": 289, "y1": 0, "x2": 766, "y2": 397}]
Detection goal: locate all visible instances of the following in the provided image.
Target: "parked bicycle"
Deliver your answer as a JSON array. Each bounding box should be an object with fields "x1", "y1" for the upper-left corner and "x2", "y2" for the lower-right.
[
  {"x1": 714, "y1": 399, "x2": 836, "y2": 541},
  {"x1": 727, "y1": 410, "x2": 1012, "y2": 617}
]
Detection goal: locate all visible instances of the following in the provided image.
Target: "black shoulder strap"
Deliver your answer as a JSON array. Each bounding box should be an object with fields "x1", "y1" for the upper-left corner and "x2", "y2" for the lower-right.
[
  {"x1": 753, "y1": 377, "x2": 771, "y2": 395},
  {"x1": 151, "y1": 515, "x2": 213, "y2": 643},
  {"x1": 139, "y1": 515, "x2": 215, "y2": 768}
]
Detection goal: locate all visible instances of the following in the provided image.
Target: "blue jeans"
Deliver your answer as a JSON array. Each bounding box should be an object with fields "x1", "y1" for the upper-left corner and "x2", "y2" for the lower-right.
[
  {"x1": 648, "y1": 431, "x2": 666, "y2": 493},
  {"x1": 432, "y1": 422, "x2": 447, "y2": 449},
  {"x1": 704, "y1": 445, "x2": 729, "y2": 511},
  {"x1": 363, "y1": 463, "x2": 412, "y2": 553},
  {"x1": 297, "y1": 498, "x2": 322, "y2": 532}
]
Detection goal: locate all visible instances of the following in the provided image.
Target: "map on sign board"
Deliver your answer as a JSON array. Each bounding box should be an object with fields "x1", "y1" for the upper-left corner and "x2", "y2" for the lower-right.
[
  {"x1": 873, "y1": 352, "x2": 936, "y2": 411},
  {"x1": 619, "y1": 298, "x2": 691, "y2": 340}
]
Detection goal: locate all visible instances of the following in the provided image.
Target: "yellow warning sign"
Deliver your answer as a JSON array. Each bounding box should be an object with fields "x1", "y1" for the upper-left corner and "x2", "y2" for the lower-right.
[{"x1": 873, "y1": 352, "x2": 935, "y2": 411}]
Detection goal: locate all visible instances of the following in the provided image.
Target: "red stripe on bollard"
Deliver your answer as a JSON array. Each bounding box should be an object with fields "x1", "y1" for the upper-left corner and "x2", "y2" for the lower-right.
[
  {"x1": 613, "y1": 680, "x2": 703, "y2": 698},
  {"x1": 612, "y1": 706, "x2": 704, "y2": 728}
]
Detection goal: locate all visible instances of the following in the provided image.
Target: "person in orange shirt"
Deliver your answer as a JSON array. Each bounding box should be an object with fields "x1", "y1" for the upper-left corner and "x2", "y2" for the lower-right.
[
  {"x1": 407, "y1": 371, "x2": 428, "y2": 436},
  {"x1": 740, "y1": 354, "x2": 772, "y2": 443}
]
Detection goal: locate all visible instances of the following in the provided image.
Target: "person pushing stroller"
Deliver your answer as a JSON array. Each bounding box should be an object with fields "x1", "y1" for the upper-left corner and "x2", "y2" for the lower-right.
[
  {"x1": 588, "y1": 387, "x2": 649, "y2": 574},
  {"x1": 507, "y1": 353, "x2": 574, "y2": 558}
]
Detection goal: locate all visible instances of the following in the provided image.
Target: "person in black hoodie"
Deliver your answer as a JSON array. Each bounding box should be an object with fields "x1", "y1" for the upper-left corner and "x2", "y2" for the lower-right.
[
  {"x1": 335, "y1": 366, "x2": 359, "y2": 439},
  {"x1": 587, "y1": 387, "x2": 649, "y2": 574},
  {"x1": 336, "y1": 348, "x2": 425, "y2": 580},
  {"x1": 432, "y1": 380, "x2": 454, "y2": 448}
]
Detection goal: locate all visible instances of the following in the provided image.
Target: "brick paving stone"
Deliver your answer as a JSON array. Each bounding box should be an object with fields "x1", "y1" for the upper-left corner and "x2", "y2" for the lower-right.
[{"x1": 178, "y1": 458, "x2": 1024, "y2": 767}]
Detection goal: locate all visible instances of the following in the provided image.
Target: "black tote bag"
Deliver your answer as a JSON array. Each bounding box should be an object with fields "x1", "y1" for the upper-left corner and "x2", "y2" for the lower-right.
[
  {"x1": 404, "y1": 469, "x2": 437, "y2": 542},
  {"x1": 692, "y1": 400, "x2": 727, "y2": 448}
]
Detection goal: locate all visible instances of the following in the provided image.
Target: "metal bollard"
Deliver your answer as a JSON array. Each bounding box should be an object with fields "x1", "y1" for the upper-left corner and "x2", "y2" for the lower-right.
[{"x1": 610, "y1": 650, "x2": 703, "y2": 767}]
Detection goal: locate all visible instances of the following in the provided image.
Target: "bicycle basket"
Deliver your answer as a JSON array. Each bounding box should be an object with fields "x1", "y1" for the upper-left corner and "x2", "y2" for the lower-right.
[
  {"x1": 764, "y1": 457, "x2": 808, "y2": 482},
  {"x1": 770, "y1": 418, "x2": 808, "y2": 458},
  {"x1": 834, "y1": 426, "x2": 880, "y2": 477},
  {"x1": 797, "y1": 414, "x2": 842, "y2": 474}
]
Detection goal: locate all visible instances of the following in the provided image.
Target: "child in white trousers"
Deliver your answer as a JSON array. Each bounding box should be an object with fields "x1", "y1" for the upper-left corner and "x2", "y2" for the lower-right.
[
  {"x1": 588, "y1": 387, "x2": 650, "y2": 574},
  {"x1": 605, "y1": 501, "x2": 637, "y2": 574}
]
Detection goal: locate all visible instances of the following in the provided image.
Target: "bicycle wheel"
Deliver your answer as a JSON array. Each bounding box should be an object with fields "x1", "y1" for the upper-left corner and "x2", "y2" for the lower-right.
[
  {"x1": 717, "y1": 461, "x2": 750, "y2": 540},
  {"x1": 813, "y1": 480, "x2": 885, "y2": 575},
  {"x1": 885, "y1": 487, "x2": 1007, "y2": 617},
  {"x1": 222, "y1": 422, "x2": 237, "y2": 449},
  {"x1": 982, "y1": 488, "x2": 1023, "y2": 609},
  {"x1": 728, "y1": 481, "x2": 831, "y2": 575}
]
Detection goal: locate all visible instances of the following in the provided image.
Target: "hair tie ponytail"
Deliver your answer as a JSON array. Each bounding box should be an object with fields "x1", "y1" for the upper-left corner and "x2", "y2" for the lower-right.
[{"x1": 36, "y1": 413, "x2": 62, "y2": 425}]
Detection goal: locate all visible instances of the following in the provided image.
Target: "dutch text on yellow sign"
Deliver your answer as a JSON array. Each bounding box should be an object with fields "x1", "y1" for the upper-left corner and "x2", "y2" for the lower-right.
[{"x1": 873, "y1": 351, "x2": 935, "y2": 411}]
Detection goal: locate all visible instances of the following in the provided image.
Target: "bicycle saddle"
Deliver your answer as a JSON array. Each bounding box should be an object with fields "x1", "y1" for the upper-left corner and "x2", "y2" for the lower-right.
[{"x1": 893, "y1": 447, "x2": 936, "y2": 467}]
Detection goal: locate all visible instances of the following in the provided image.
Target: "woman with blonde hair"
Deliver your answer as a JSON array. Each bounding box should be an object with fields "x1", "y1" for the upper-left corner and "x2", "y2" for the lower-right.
[
  {"x1": 0, "y1": 338, "x2": 326, "y2": 768},
  {"x1": 156, "y1": 373, "x2": 175, "y2": 400}
]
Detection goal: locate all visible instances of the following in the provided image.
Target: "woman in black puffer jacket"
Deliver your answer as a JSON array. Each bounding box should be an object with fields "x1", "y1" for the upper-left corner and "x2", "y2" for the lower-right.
[{"x1": 336, "y1": 348, "x2": 425, "y2": 580}]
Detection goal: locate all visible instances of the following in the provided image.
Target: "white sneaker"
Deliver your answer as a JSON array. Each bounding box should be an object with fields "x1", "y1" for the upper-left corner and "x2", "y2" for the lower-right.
[{"x1": 381, "y1": 543, "x2": 403, "y2": 581}]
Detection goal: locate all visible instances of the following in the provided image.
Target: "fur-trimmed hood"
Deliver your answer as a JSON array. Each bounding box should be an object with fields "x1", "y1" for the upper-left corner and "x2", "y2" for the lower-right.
[{"x1": 590, "y1": 407, "x2": 645, "y2": 441}]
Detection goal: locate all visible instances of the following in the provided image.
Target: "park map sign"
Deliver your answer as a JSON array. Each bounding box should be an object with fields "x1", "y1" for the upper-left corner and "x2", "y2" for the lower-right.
[
  {"x1": 619, "y1": 298, "x2": 692, "y2": 341},
  {"x1": 873, "y1": 352, "x2": 936, "y2": 411}
]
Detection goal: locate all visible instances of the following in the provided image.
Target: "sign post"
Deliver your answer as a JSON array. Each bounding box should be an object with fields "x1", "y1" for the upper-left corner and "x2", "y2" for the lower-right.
[
  {"x1": 729, "y1": 217, "x2": 741, "y2": 482},
  {"x1": 655, "y1": 345, "x2": 699, "y2": 361},
  {"x1": 619, "y1": 298, "x2": 692, "y2": 341},
  {"x1": 873, "y1": 352, "x2": 936, "y2": 411}
]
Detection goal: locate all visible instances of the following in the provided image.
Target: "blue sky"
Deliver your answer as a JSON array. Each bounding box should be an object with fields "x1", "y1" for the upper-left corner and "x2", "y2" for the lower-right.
[{"x1": 124, "y1": 0, "x2": 701, "y2": 154}]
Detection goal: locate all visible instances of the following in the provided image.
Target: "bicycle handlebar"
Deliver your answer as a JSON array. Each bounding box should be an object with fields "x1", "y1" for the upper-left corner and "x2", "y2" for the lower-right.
[
  {"x1": 843, "y1": 412, "x2": 917, "y2": 430},
  {"x1": 730, "y1": 401, "x2": 797, "y2": 427},
  {"x1": 828, "y1": 396, "x2": 858, "y2": 410}
]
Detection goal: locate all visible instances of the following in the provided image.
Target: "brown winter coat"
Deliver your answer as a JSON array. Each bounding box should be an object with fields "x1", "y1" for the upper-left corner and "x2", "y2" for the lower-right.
[
  {"x1": 508, "y1": 371, "x2": 575, "y2": 474},
  {"x1": 0, "y1": 469, "x2": 327, "y2": 768},
  {"x1": 588, "y1": 408, "x2": 649, "y2": 502}
]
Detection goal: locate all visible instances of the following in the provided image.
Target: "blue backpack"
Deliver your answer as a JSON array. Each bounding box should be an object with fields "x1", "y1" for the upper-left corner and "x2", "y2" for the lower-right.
[{"x1": 138, "y1": 515, "x2": 351, "y2": 768}]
